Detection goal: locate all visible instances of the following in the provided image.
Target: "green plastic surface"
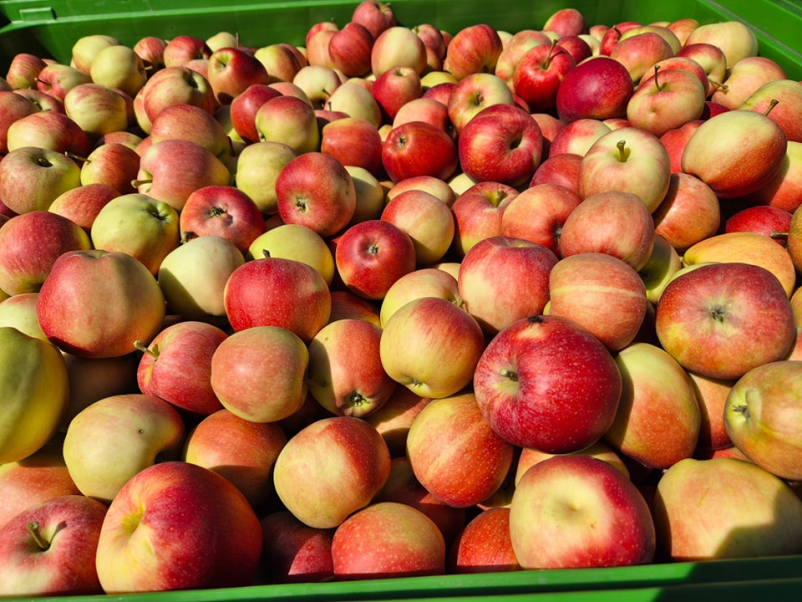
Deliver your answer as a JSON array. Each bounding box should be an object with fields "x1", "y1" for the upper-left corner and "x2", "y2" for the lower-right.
[
  {"x1": 1, "y1": 1, "x2": 801, "y2": 600},
  {"x1": 0, "y1": 0, "x2": 801, "y2": 77}
]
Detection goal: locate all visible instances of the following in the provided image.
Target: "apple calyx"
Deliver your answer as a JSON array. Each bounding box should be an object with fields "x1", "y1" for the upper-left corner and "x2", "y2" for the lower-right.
[
  {"x1": 181, "y1": 231, "x2": 198, "y2": 244},
  {"x1": 765, "y1": 98, "x2": 780, "y2": 117},
  {"x1": 27, "y1": 521, "x2": 51, "y2": 551},
  {"x1": 732, "y1": 403, "x2": 750, "y2": 420},
  {"x1": 527, "y1": 315, "x2": 544, "y2": 324},
  {"x1": 342, "y1": 392, "x2": 370, "y2": 413},
  {"x1": 616, "y1": 139, "x2": 630, "y2": 162},
  {"x1": 709, "y1": 306, "x2": 726, "y2": 323},
  {"x1": 134, "y1": 339, "x2": 160, "y2": 360}
]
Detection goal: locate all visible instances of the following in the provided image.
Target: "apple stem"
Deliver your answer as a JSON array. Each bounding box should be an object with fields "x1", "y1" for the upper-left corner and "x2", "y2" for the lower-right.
[
  {"x1": 765, "y1": 98, "x2": 780, "y2": 117},
  {"x1": 652, "y1": 65, "x2": 664, "y2": 92},
  {"x1": 131, "y1": 178, "x2": 152, "y2": 188},
  {"x1": 64, "y1": 151, "x2": 89, "y2": 164},
  {"x1": 616, "y1": 140, "x2": 629, "y2": 162},
  {"x1": 732, "y1": 404, "x2": 750, "y2": 420},
  {"x1": 134, "y1": 339, "x2": 160, "y2": 359},
  {"x1": 181, "y1": 231, "x2": 198, "y2": 244},
  {"x1": 543, "y1": 39, "x2": 558, "y2": 69},
  {"x1": 708, "y1": 79, "x2": 727, "y2": 92},
  {"x1": 27, "y1": 522, "x2": 50, "y2": 551},
  {"x1": 499, "y1": 368, "x2": 519, "y2": 382},
  {"x1": 771, "y1": 231, "x2": 788, "y2": 239},
  {"x1": 262, "y1": 249, "x2": 271, "y2": 259}
]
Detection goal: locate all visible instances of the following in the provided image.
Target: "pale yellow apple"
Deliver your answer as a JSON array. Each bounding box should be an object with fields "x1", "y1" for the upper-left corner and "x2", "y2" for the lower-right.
[{"x1": 248, "y1": 224, "x2": 334, "y2": 285}]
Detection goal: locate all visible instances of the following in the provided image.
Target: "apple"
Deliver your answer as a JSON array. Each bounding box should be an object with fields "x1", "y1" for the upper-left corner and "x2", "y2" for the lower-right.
[
  {"x1": 0, "y1": 327, "x2": 69, "y2": 465},
  {"x1": 743, "y1": 141, "x2": 802, "y2": 213},
  {"x1": 549, "y1": 117, "x2": 611, "y2": 157},
  {"x1": 62, "y1": 393, "x2": 185, "y2": 503},
  {"x1": 335, "y1": 218, "x2": 416, "y2": 300},
  {"x1": 449, "y1": 181, "x2": 518, "y2": 257},
  {"x1": 682, "y1": 103, "x2": 787, "y2": 199},
  {"x1": 0, "y1": 292, "x2": 45, "y2": 340},
  {"x1": 474, "y1": 314, "x2": 622, "y2": 453},
  {"x1": 510, "y1": 455, "x2": 655, "y2": 568},
  {"x1": 273, "y1": 416, "x2": 391, "y2": 528},
  {"x1": 558, "y1": 190, "x2": 655, "y2": 271},
  {"x1": 711, "y1": 56, "x2": 786, "y2": 111},
  {"x1": 149, "y1": 102, "x2": 232, "y2": 163},
  {"x1": 331, "y1": 502, "x2": 446, "y2": 579},
  {"x1": 179, "y1": 185, "x2": 265, "y2": 255},
  {"x1": 136, "y1": 320, "x2": 227, "y2": 417},
  {"x1": 5, "y1": 52, "x2": 48, "y2": 89},
  {"x1": 548, "y1": 253, "x2": 649, "y2": 351},
  {"x1": 292, "y1": 65, "x2": 341, "y2": 109},
  {"x1": 0, "y1": 91, "x2": 39, "y2": 154},
  {"x1": 626, "y1": 66, "x2": 706, "y2": 137},
  {"x1": 224, "y1": 255, "x2": 331, "y2": 342},
  {"x1": 371, "y1": 66, "x2": 421, "y2": 122},
  {"x1": 36, "y1": 250, "x2": 166, "y2": 359},
  {"x1": 320, "y1": 116, "x2": 383, "y2": 178},
  {"x1": 443, "y1": 23, "x2": 504, "y2": 81},
  {"x1": 207, "y1": 46, "x2": 270, "y2": 104},
  {"x1": 380, "y1": 189, "x2": 455, "y2": 266},
  {"x1": 382, "y1": 120, "x2": 458, "y2": 183},
  {"x1": 254, "y1": 44, "x2": 304, "y2": 84},
  {"x1": 0, "y1": 494, "x2": 108, "y2": 597},
  {"x1": 79, "y1": 142, "x2": 141, "y2": 195},
  {"x1": 133, "y1": 36, "x2": 168, "y2": 71},
  {"x1": 183, "y1": 408, "x2": 287, "y2": 507},
  {"x1": 163, "y1": 34, "x2": 213, "y2": 67},
  {"x1": 89, "y1": 44, "x2": 147, "y2": 97},
  {"x1": 351, "y1": 0, "x2": 395, "y2": 39},
  {"x1": 500, "y1": 183, "x2": 582, "y2": 255},
  {"x1": 458, "y1": 235, "x2": 558, "y2": 336},
  {"x1": 392, "y1": 97, "x2": 452, "y2": 136},
  {"x1": 379, "y1": 267, "x2": 462, "y2": 327},
  {"x1": 248, "y1": 223, "x2": 334, "y2": 285},
  {"x1": 740, "y1": 79, "x2": 802, "y2": 144},
  {"x1": 275, "y1": 151, "x2": 356, "y2": 237},
  {"x1": 234, "y1": 140, "x2": 298, "y2": 215},
  {"x1": 380, "y1": 297, "x2": 485, "y2": 399},
  {"x1": 609, "y1": 32, "x2": 673, "y2": 83},
  {"x1": 578, "y1": 126, "x2": 671, "y2": 213},
  {"x1": 512, "y1": 41, "x2": 576, "y2": 112},
  {"x1": 364, "y1": 386, "x2": 430, "y2": 457},
  {"x1": 371, "y1": 26, "x2": 428, "y2": 77},
  {"x1": 653, "y1": 457, "x2": 802, "y2": 560},
  {"x1": 555, "y1": 56, "x2": 634, "y2": 122},
  {"x1": 158, "y1": 235, "x2": 244, "y2": 323},
  {"x1": 328, "y1": 290, "x2": 381, "y2": 326},
  {"x1": 229, "y1": 83, "x2": 282, "y2": 143},
  {"x1": 6, "y1": 110, "x2": 89, "y2": 156},
  {"x1": 725, "y1": 205, "x2": 792, "y2": 245},
  {"x1": 724, "y1": 360, "x2": 802, "y2": 480},
  {"x1": 323, "y1": 81, "x2": 382, "y2": 127},
  {"x1": 406, "y1": 392, "x2": 514, "y2": 508},
  {"x1": 328, "y1": 22, "x2": 374, "y2": 78},
  {"x1": 655, "y1": 262, "x2": 796, "y2": 380},
  {"x1": 458, "y1": 103, "x2": 543, "y2": 189},
  {"x1": 307, "y1": 318, "x2": 396, "y2": 417},
  {"x1": 35, "y1": 64, "x2": 91, "y2": 101},
  {"x1": 688, "y1": 371, "x2": 735, "y2": 453},
  {"x1": 652, "y1": 172, "x2": 721, "y2": 252},
  {"x1": 0, "y1": 437, "x2": 79, "y2": 531},
  {"x1": 659, "y1": 119, "x2": 703, "y2": 174},
  {"x1": 0, "y1": 211, "x2": 91, "y2": 296},
  {"x1": 90, "y1": 193, "x2": 179, "y2": 276},
  {"x1": 447, "y1": 507, "x2": 519, "y2": 574},
  {"x1": 258, "y1": 510, "x2": 334, "y2": 584},
  {"x1": 447, "y1": 72, "x2": 514, "y2": 134},
  {"x1": 96, "y1": 461, "x2": 262, "y2": 593},
  {"x1": 345, "y1": 165, "x2": 386, "y2": 224}
]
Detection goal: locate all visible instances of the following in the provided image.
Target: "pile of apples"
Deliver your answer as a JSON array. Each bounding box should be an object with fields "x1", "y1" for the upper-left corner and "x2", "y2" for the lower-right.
[{"x1": 2, "y1": 0, "x2": 802, "y2": 596}]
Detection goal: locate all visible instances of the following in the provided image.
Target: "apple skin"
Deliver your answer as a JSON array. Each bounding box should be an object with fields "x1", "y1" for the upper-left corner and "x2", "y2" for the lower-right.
[
  {"x1": 381, "y1": 189, "x2": 455, "y2": 266},
  {"x1": 273, "y1": 416, "x2": 391, "y2": 529},
  {"x1": 0, "y1": 327, "x2": 69, "y2": 465},
  {"x1": 443, "y1": 23, "x2": 503, "y2": 81},
  {"x1": 447, "y1": 508, "x2": 520, "y2": 574},
  {"x1": 681, "y1": 110, "x2": 787, "y2": 199},
  {"x1": 96, "y1": 461, "x2": 262, "y2": 593},
  {"x1": 79, "y1": 142, "x2": 141, "y2": 195},
  {"x1": 549, "y1": 117, "x2": 610, "y2": 157},
  {"x1": 406, "y1": 392, "x2": 515, "y2": 508},
  {"x1": 136, "y1": 320, "x2": 227, "y2": 418},
  {"x1": 223, "y1": 255, "x2": 331, "y2": 343},
  {"x1": 725, "y1": 205, "x2": 792, "y2": 245},
  {"x1": 652, "y1": 172, "x2": 720, "y2": 252},
  {"x1": 371, "y1": 26, "x2": 428, "y2": 77},
  {"x1": 335, "y1": 219, "x2": 417, "y2": 301},
  {"x1": 653, "y1": 457, "x2": 802, "y2": 561},
  {"x1": 458, "y1": 236, "x2": 558, "y2": 336},
  {"x1": 258, "y1": 510, "x2": 334, "y2": 584},
  {"x1": 512, "y1": 41, "x2": 576, "y2": 113},
  {"x1": 331, "y1": 502, "x2": 446, "y2": 580},
  {"x1": 655, "y1": 262, "x2": 797, "y2": 381},
  {"x1": 724, "y1": 360, "x2": 802, "y2": 481},
  {"x1": 140, "y1": 66, "x2": 215, "y2": 124},
  {"x1": 604, "y1": 342, "x2": 701, "y2": 469},
  {"x1": 380, "y1": 297, "x2": 486, "y2": 399},
  {"x1": 500, "y1": 183, "x2": 582, "y2": 255},
  {"x1": 249, "y1": 223, "x2": 334, "y2": 285},
  {"x1": 558, "y1": 190, "x2": 655, "y2": 271},
  {"x1": 626, "y1": 66, "x2": 706, "y2": 138},
  {"x1": 320, "y1": 117, "x2": 384, "y2": 179},
  {"x1": 711, "y1": 56, "x2": 786, "y2": 110},
  {"x1": 548, "y1": 253, "x2": 649, "y2": 351},
  {"x1": 234, "y1": 141, "x2": 298, "y2": 215},
  {"x1": 660, "y1": 120, "x2": 703, "y2": 174},
  {"x1": 449, "y1": 183, "x2": 518, "y2": 257},
  {"x1": 473, "y1": 315, "x2": 622, "y2": 454},
  {"x1": 510, "y1": 455, "x2": 655, "y2": 569},
  {"x1": 556, "y1": 56, "x2": 634, "y2": 122},
  {"x1": 0, "y1": 438, "x2": 80, "y2": 530},
  {"x1": 37, "y1": 250, "x2": 166, "y2": 359},
  {"x1": 458, "y1": 103, "x2": 543, "y2": 189},
  {"x1": 0, "y1": 211, "x2": 91, "y2": 296},
  {"x1": 207, "y1": 46, "x2": 270, "y2": 105},
  {"x1": 740, "y1": 79, "x2": 802, "y2": 144},
  {"x1": 183, "y1": 408, "x2": 287, "y2": 507},
  {"x1": 149, "y1": 102, "x2": 232, "y2": 163},
  {"x1": 0, "y1": 494, "x2": 108, "y2": 597},
  {"x1": 5, "y1": 52, "x2": 48, "y2": 89},
  {"x1": 0, "y1": 91, "x2": 39, "y2": 154}
]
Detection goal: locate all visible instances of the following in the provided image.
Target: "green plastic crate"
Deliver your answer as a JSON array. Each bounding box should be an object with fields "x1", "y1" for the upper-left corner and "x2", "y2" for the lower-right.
[{"x1": 1, "y1": 1, "x2": 801, "y2": 600}]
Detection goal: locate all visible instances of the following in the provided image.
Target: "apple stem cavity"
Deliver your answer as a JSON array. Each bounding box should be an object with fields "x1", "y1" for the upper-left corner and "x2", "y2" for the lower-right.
[
  {"x1": 765, "y1": 98, "x2": 780, "y2": 117},
  {"x1": 27, "y1": 521, "x2": 50, "y2": 551},
  {"x1": 209, "y1": 206, "x2": 226, "y2": 218},
  {"x1": 527, "y1": 315, "x2": 544, "y2": 324},
  {"x1": 134, "y1": 339, "x2": 160, "y2": 359},
  {"x1": 616, "y1": 140, "x2": 630, "y2": 162},
  {"x1": 710, "y1": 306, "x2": 726, "y2": 323},
  {"x1": 499, "y1": 367, "x2": 519, "y2": 382}
]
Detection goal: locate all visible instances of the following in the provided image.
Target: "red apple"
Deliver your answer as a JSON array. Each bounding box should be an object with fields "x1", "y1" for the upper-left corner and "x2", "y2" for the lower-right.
[
  {"x1": 382, "y1": 120, "x2": 458, "y2": 183},
  {"x1": 447, "y1": 507, "x2": 520, "y2": 574},
  {"x1": 555, "y1": 55, "x2": 634, "y2": 123},
  {"x1": 320, "y1": 116, "x2": 383, "y2": 178},
  {"x1": 328, "y1": 22, "x2": 374, "y2": 78},
  {"x1": 371, "y1": 66, "x2": 422, "y2": 122},
  {"x1": 259, "y1": 510, "x2": 334, "y2": 584},
  {"x1": 443, "y1": 24, "x2": 504, "y2": 81},
  {"x1": 207, "y1": 46, "x2": 270, "y2": 104},
  {"x1": 512, "y1": 41, "x2": 576, "y2": 112}
]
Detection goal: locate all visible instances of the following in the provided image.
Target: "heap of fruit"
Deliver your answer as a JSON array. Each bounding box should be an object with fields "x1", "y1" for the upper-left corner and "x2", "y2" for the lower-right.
[{"x1": 1, "y1": 0, "x2": 802, "y2": 596}]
